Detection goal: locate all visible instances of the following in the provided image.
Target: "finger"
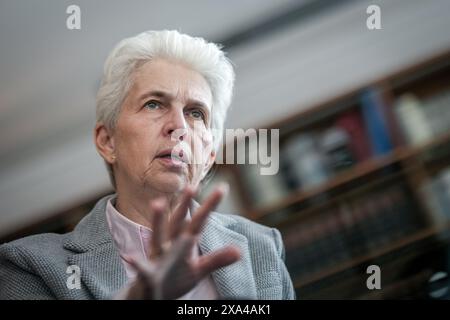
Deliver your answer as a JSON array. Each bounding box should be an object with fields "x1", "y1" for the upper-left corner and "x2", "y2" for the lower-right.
[
  {"x1": 195, "y1": 246, "x2": 241, "y2": 277},
  {"x1": 127, "y1": 255, "x2": 155, "y2": 279},
  {"x1": 149, "y1": 198, "x2": 167, "y2": 260},
  {"x1": 168, "y1": 186, "x2": 196, "y2": 240},
  {"x1": 155, "y1": 236, "x2": 199, "y2": 299},
  {"x1": 186, "y1": 183, "x2": 228, "y2": 236},
  {"x1": 126, "y1": 256, "x2": 158, "y2": 299},
  {"x1": 165, "y1": 234, "x2": 198, "y2": 265}
]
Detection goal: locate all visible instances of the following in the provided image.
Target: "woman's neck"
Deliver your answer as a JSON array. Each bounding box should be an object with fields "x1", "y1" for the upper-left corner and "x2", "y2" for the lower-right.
[{"x1": 114, "y1": 186, "x2": 183, "y2": 230}]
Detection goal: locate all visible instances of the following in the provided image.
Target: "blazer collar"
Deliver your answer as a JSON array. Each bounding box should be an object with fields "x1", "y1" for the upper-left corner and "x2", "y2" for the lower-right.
[
  {"x1": 63, "y1": 194, "x2": 127, "y2": 299},
  {"x1": 193, "y1": 201, "x2": 258, "y2": 299}
]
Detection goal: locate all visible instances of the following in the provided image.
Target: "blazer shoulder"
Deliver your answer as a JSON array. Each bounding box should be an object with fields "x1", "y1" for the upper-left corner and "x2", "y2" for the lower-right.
[
  {"x1": 0, "y1": 232, "x2": 70, "y2": 270},
  {"x1": 211, "y1": 212, "x2": 283, "y2": 254},
  {"x1": 224, "y1": 213, "x2": 275, "y2": 233}
]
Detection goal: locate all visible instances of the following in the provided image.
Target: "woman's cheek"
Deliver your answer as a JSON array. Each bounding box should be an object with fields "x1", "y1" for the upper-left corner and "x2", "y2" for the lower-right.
[
  {"x1": 192, "y1": 131, "x2": 213, "y2": 166},
  {"x1": 200, "y1": 129, "x2": 213, "y2": 150}
]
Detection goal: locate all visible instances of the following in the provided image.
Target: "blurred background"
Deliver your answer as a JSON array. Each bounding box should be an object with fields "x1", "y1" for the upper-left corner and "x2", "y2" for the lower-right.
[{"x1": 1, "y1": 0, "x2": 450, "y2": 299}]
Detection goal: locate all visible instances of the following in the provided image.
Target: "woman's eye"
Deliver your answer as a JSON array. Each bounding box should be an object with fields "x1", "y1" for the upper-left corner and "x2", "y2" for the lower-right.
[
  {"x1": 188, "y1": 109, "x2": 205, "y2": 121},
  {"x1": 144, "y1": 101, "x2": 161, "y2": 110}
]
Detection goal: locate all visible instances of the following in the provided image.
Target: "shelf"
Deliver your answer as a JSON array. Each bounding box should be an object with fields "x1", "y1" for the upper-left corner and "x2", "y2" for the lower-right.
[
  {"x1": 356, "y1": 269, "x2": 434, "y2": 299},
  {"x1": 274, "y1": 168, "x2": 406, "y2": 230},
  {"x1": 248, "y1": 131, "x2": 450, "y2": 221},
  {"x1": 293, "y1": 223, "x2": 450, "y2": 289}
]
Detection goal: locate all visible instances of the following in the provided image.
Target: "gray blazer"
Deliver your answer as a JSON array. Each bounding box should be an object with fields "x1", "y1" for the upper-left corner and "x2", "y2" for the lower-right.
[{"x1": 0, "y1": 194, "x2": 295, "y2": 300}]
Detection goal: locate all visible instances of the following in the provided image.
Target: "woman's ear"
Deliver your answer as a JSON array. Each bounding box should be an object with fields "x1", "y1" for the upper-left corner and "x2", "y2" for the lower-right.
[{"x1": 94, "y1": 123, "x2": 116, "y2": 164}]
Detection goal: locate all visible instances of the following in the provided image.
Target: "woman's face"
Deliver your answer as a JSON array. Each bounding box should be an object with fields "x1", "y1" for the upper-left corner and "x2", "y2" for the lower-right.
[{"x1": 108, "y1": 58, "x2": 215, "y2": 194}]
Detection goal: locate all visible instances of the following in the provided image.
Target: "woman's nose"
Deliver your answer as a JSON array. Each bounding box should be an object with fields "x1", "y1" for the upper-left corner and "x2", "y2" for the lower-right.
[{"x1": 163, "y1": 108, "x2": 188, "y2": 140}]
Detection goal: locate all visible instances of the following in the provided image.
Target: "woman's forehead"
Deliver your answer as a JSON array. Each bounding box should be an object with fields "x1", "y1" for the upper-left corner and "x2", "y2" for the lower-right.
[{"x1": 132, "y1": 59, "x2": 212, "y2": 108}]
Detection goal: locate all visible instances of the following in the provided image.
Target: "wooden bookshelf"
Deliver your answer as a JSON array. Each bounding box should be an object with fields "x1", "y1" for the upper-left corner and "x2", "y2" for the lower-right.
[
  {"x1": 221, "y1": 49, "x2": 450, "y2": 299},
  {"x1": 248, "y1": 131, "x2": 450, "y2": 221},
  {"x1": 293, "y1": 223, "x2": 450, "y2": 289},
  {"x1": 270, "y1": 164, "x2": 420, "y2": 231}
]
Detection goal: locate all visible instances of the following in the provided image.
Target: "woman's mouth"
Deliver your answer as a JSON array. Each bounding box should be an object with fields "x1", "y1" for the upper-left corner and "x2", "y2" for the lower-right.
[{"x1": 155, "y1": 149, "x2": 188, "y2": 169}]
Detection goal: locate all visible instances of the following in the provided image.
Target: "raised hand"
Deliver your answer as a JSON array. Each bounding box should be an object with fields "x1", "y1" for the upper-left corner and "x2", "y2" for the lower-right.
[{"x1": 124, "y1": 184, "x2": 241, "y2": 299}]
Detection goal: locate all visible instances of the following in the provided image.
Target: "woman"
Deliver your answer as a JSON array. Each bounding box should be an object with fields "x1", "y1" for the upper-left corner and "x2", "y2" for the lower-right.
[{"x1": 0, "y1": 30, "x2": 295, "y2": 300}]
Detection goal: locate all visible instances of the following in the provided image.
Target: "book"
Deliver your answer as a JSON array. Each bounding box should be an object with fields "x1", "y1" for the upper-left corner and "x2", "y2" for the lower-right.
[
  {"x1": 394, "y1": 93, "x2": 433, "y2": 145},
  {"x1": 420, "y1": 167, "x2": 450, "y2": 226},
  {"x1": 320, "y1": 127, "x2": 356, "y2": 173},
  {"x1": 283, "y1": 133, "x2": 329, "y2": 191},
  {"x1": 423, "y1": 90, "x2": 450, "y2": 137},
  {"x1": 335, "y1": 109, "x2": 372, "y2": 162},
  {"x1": 360, "y1": 88, "x2": 394, "y2": 156},
  {"x1": 379, "y1": 86, "x2": 406, "y2": 147}
]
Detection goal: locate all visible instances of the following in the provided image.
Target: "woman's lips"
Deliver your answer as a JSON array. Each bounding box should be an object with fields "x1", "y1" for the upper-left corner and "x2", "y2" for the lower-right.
[
  {"x1": 155, "y1": 147, "x2": 190, "y2": 168},
  {"x1": 156, "y1": 155, "x2": 187, "y2": 169}
]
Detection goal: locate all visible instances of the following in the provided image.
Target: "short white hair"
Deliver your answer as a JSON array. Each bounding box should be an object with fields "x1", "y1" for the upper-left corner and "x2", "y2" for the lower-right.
[{"x1": 96, "y1": 30, "x2": 235, "y2": 188}]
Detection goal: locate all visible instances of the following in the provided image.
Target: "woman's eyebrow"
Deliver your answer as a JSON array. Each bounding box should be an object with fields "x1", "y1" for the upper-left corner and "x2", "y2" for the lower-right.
[
  {"x1": 187, "y1": 99, "x2": 210, "y2": 112},
  {"x1": 139, "y1": 90, "x2": 210, "y2": 110},
  {"x1": 138, "y1": 90, "x2": 170, "y2": 101}
]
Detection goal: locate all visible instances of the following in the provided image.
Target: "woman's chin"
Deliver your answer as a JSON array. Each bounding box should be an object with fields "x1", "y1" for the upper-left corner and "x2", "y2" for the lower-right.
[{"x1": 150, "y1": 173, "x2": 188, "y2": 193}]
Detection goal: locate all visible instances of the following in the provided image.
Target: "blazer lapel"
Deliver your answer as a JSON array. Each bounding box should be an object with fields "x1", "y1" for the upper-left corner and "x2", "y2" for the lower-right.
[
  {"x1": 198, "y1": 213, "x2": 258, "y2": 300},
  {"x1": 67, "y1": 243, "x2": 126, "y2": 299},
  {"x1": 64, "y1": 194, "x2": 127, "y2": 299}
]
